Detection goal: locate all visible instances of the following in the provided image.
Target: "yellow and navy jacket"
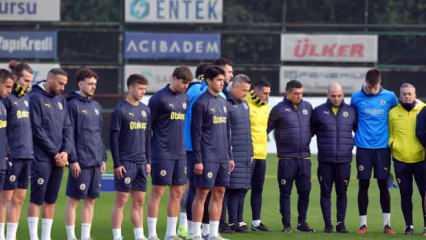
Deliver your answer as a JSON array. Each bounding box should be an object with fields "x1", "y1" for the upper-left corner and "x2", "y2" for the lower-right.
[
  {"x1": 148, "y1": 85, "x2": 187, "y2": 162},
  {"x1": 29, "y1": 83, "x2": 74, "y2": 163},
  {"x1": 3, "y1": 92, "x2": 33, "y2": 160},
  {"x1": 389, "y1": 101, "x2": 425, "y2": 163},
  {"x1": 110, "y1": 100, "x2": 151, "y2": 168},
  {"x1": 67, "y1": 92, "x2": 106, "y2": 168},
  {"x1": 246, "y1": 90, "x2": 270, "y2": 160},
  {"x1": 191, "y1": 91, "x2": 232, "y2": 164},
  {"x1": 0, "y1": 99, "x2": 7, "y2": 171}
]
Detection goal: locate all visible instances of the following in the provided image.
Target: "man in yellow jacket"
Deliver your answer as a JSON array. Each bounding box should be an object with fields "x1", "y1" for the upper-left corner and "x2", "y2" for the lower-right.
[
  {"x1": 389, "y1": 83, "x2": 425, "y2": 235},
  {"x1": 246, "y1": 79, "x2": 271, "y2": 231}
]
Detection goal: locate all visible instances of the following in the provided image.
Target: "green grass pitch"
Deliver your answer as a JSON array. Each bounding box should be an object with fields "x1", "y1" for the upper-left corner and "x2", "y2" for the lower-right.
[{"x1": 14, "y1": 154, "x2": 425, "y2": 239}]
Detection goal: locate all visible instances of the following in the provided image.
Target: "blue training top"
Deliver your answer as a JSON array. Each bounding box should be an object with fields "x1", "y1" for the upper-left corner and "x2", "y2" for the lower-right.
[{"x1": 350, "y1": 88, "x2": 398, "y2": 149}]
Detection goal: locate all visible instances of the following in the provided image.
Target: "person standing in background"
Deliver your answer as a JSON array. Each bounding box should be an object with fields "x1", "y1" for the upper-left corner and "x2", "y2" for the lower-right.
[{"x1": 246, "y1": 80, "x2": 271, "y2": 232}]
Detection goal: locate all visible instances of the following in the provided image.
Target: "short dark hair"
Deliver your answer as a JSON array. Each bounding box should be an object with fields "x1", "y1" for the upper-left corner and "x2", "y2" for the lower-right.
[
  {"x1": 366, "y1": 69, "x2": 381, "y2": 85},
  {"x1": 0, "y1": 69, "x2": 14, "y2": 83},
  {"x1": 286, "y1": 80, "x2": 303, "y2": 92},
  {"x1": 48, "y1": 68, "x2": 68, "y2": 77},
  {"x1": 253, "y1": 79, "x2": 271, "y2": 89},
  {"x1": 195, "y1": 63, "x2": 211, "y2": 80},
  {"x1": 127, "y1": 74, "x2": 148, "y2": 87},
  {"x1": 213, "y1": 57, "x2": 232, "y2": 67},
  {"x1": 172, "y1": 66, "x2": 193, "y2": 83},
  {"x1": 9, "y1": 60, "x2": 32, "y2": 78},
  {"x1": 205, "y1": 66, "x2": 225, "y2": 81},
  {"x1": 76, "y1": 67, "x2": 98, "y2": 83}
]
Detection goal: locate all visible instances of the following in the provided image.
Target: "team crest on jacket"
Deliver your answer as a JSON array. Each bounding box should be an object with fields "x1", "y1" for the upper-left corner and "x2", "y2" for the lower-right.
[
  {"x1": 285, "y1": 108, "x2": 291, "y2": 112},
  {"x1": 302, "y1": 109, "x2": 308, "y2": 115},
  {"x1": 182, "y1": 102, "x2": 187, "y2": 110},
  {"x1": 141, "y1": 110, "x2": 146, "y2": 118},
  {"x1": 124, "y1": 177, "x2": 131, "y2": 184},
  {"x1": 94, "y1": 108, "x2": 100, "y2": 115},
  {"x1": 24, "y1": 100, "x2": 29, "y2": 107},
  {"x1": 57, "y1": 102, "x2": 63, "y2": 110},
  {"x1": 37, "y1": 178, "x2": 44, "y2": 185},
  {"x1": 169, "y1": 103, "x2": 174, "y2": 109},
  {"x1": 9, "y1": 175, "x2": 16, "y2": 183},
  {"x1": 209, "y1": 108, "x2": 216, "y2": 113},
  {"x1": 223, "y1": 106, "x2": 227, "y2": 113},
  {"x1": 380, "y1": 99, "x2": 386, "y2": 105},
  {"x1": 342, "y1": 111, "x2": 349, "y2": 118}
]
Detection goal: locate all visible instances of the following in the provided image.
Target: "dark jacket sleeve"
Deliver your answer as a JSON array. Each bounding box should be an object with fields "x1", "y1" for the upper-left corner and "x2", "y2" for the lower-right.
[
  {"x1": 29, "y1": 96, "x2": 59, "y2": 158},
  {"x1": 67, "y1": 101, "x2": 78, "y2": 163},
  {"x1": 311, "y1": 108, "x2": 319, "y2": 136},
  {"x1": 227, "y1": 102, "x2": 233, "y2": 161},
  {"x1": 267, "y1": 105, "x2": 279, "y2": 134},
  {"x1": 416, "y1": 107, "x2": 426, "y2": 148},
  {"x1": 61, "y1": 102, "x2": 74, "y2": 156},
  {"x1": 191, "y1": 101, "x2": 204, "y2": 164},
  {"x1": 110, "y1": 109, "x2": 122, "y2": 168},
  {"x1": 99, "y1": 104, "x2": 107, "y2": 163},
  {"x1": 145, "y1": 108, "x2": 152, "y2": 164},
  {"x1": 148, "y1": 95, "x2": 160, "y2": 128}
]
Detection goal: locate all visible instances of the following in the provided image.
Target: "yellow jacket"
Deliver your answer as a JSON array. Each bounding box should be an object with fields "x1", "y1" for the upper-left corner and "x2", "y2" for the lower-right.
[
  {"x1": 389, "y1": 101, "x2": 425, "y2": 163},
  {"x1": 246, "y1": 90, "x2": 270, "y2": 160}
]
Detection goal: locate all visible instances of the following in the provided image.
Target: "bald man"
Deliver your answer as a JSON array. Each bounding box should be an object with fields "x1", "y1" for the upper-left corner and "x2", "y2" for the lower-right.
[{"x1": 312, "y1": 83, "x2": 357, "y2": 233}]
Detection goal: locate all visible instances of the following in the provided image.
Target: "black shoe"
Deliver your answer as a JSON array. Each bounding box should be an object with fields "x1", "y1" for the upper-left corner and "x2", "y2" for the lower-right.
[
  {"x1": 231, "y1": 224, "x2": 248, "y2": 233},
  {"x1": 282, "y1": 225, "x2": 292, "y2": 233},
  {"x1": 405, "y1": 226, "x2": 414, "y2": 235},
  {"x1": 219, "y1": 223, "x2": 233, "y2": 234},
  {"x1": 297, "y1": 223, "x2": 315, "y2": 232},
  {"x1": 251, "y1": 222, "x2": 269, "y2": 232},
  {"x1": 336, "y1": 223, "x2": 349, "y2": 233},
  {"x1": 324, "y1": 225, "x2": 333, "y2": 233}
]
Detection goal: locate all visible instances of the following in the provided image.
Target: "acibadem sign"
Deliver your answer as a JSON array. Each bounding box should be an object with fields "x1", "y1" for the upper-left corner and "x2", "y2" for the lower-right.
[{"x1": 125, "y1": 0, "x2": 223, "y2": 23}]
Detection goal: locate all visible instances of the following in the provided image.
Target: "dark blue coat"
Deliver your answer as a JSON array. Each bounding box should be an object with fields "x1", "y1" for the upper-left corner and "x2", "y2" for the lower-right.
[
  {"x1": 416, "y1": 106, "x2": 426, "y2": 149},
  {"x1": 29, "y1": 83, "x2": 74, "y2": 163},
  {"x1": 227, "y1": 97, "x2": 252, "y2": 189},
  {"x1": 0, "y1": 99, "x2": 7, "y2": 171},
  {"x1": 3, "y1": 93, "x2": 33, "y2": 160},
  {"x1": 110, "y1": 100, "x2": 151, "y2": 168},
  {"x1": 312, "y1": 101, "x2": 357, "y2": 163},
  {"x1": 148, "y1": 85, "x2": 187, "y2": 162},
  {"x1": 268, "y1": 98, "x2": 313, "y2": 160},
  {"x1": 191, "y1": 91, "x2": 232, "y2": 164},
  {"x1": 67, "y1": 92, "x2": 106, "y2": 168}
]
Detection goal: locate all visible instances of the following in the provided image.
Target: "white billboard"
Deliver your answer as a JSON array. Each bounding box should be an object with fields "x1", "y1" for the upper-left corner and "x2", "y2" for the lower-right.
[
  {"x1": 0, "y1": 62, "x2": 60, "y2": 83},
  {"x1": 280, "y1": 66, "x2": 370, "y2": 94},
  {"x1": 125, "y1": 65, "x2": 195, "y2": 93},
  {"x1": 125, "y1": 0, "x2": 222, "y2": 23},
  {"x1": 0, "y1": 0, "x2": 60, "y2": 21},
  {"x1": 281, "y1": 34, "x2": 378, "y2": 62}
]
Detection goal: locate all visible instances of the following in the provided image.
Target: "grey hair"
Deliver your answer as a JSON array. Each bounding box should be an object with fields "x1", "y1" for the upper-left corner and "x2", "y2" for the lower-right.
[{"x1": 227, "y1": 74, "x2": 251, "y2": 92}]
